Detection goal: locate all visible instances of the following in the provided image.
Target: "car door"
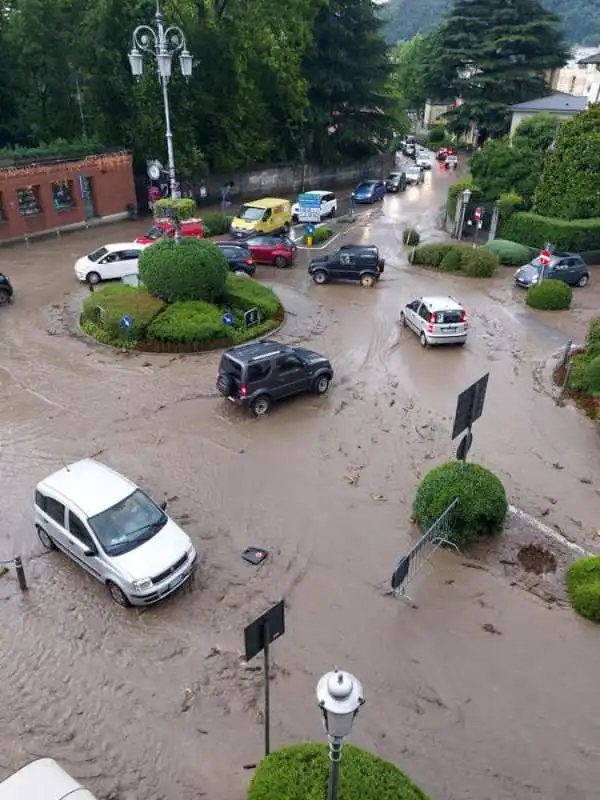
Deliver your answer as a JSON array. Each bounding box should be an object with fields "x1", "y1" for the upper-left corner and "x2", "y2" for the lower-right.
[
  {"x1": 336, "y1": 251, "x2": 357, "y2": 280},
  {"x1": 404, "y1": 300, "x2": 420, "y2": 331},
  {"x1": 98, "y1": 251, "x2": 124, "y2": 280},
  {"x1": 66, "y1": 509, "x2": 104, "y2": 581},
  {"x1": 416, "y1": 302, "x2": 430, "y2": 334},
  {"x1": 120, "y1": 248, "x2": 142, "y2": 277},
  {"x1": 273, "y1": 353, "x2": 309, "y2": 398},
  {"x1": 246, "y1": 236, "x2": 268, "y2": 263},
  {"x1": 37, "y1": 493, "x2": 69, "y2": 552},
  {"x1": 564, "y1": 256, "x2": 585, "y2": 284}
]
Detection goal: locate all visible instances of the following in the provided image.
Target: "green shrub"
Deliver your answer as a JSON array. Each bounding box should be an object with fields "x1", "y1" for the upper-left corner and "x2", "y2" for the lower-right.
[
  {"x1": 81, "y1": 318, "x2": 136, "y2": 349},
  {"x1": 305, "y1": 226, "x2": 332, "y2": 244},
  {"x1": 247, "y1": 743, "x2": 429, "y2": 800},
  {"x1": 413, "y1": 461, "x2": 508, "y2": 547},
  {"x1": 485, "y1": 238, "x2": 531, "y2": 266},
  {"x1": 566, "y1": 556, "x2": 600, "y2": 623},
  {"x1": 497, "y1": 191, "x2": 524, "y2": 222},
  {"x1": 427, "y1": 125, "x2": 446, "y2": 143},
  {"x1": 447, "y1": 178, "x2": 482, "y2": 219},
  {"x1": 153, "y1": 197, "x2": 195, "y2": 220},
  {"x1": 139, "y1": 238, "x2": 228, "y2": 303},
  {"x1": 412, "y1": 243, "x2": 497, "y2": 277},
  {"x1": 411, "y1": 243, "x2": 457, "y2": 267},
  {"x1": 502, "y1": 212, "x2": 600, "y2": 251},
  {"x1": 582, "y1": 354, "x2": 600, "y2": 393},
  {"x1": 526, "y1": 279, "x2": 572, "y2": 310},
  {"x1": 587, "y1": 316, "x2": 600, "y2": 347},
  {"x1": 568, "y1": 351, "x2": 593, "y2": 390},
  {"x1": 439, "y1": 249, "x2": 461, "y2": 271},
  {"x1": 147, "y1": 301, "x2": 229, "y2": 342},
  {"x1": 202, "y1": 211, "x2": 233, "y2": 236},
  {"x1": 459, "y1": 246, "x2": 499, "y2": 277},
  {"x1": 337, "y1": 214, "x2": 357, "y2": 224},
  {"x1": 403, "y1": 227, "x2": 420, "y2": 246},
  {"x1": 81, "y1": 284, "x2": 165, "y2": 343},
  {"x1": 223, "y1": 274, "x2": 280, "y2": 317}
]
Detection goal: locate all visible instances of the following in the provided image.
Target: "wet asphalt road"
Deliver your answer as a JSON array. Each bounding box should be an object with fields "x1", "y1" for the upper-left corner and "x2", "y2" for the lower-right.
[{"x1": 1, "y1": 155, "x2": 600, "y2": 800}]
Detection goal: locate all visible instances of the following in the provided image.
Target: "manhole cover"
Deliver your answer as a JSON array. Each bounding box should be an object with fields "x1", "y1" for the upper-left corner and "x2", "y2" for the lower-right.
[{"x1": 517, "y1": 544, "x2": 557, "y2": 575}]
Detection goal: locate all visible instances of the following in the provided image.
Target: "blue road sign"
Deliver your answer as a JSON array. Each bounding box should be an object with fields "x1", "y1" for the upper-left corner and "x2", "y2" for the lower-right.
[
  {"x1": 297, "y1": 192, "x2": 321, "y2": 207},
  {"x1": 305, "y1": 223, "x2": 315, "y2": 236},
  {"x1": 120, "y1": 315, "x2": 133, "y2": 329},
  {"x1": 223, "y1": 311, "x2": 234, "y2": 326}
]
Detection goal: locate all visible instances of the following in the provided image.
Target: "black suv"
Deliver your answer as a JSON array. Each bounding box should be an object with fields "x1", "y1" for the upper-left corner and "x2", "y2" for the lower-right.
[
  {"x1": 0, "y1": 272, "x2": 13, "y2": 305},
  {"x1": 385, "y1": 172, "x2": 407, "y2": 193},
  {"x1": 216, "y1": 340, "x2": 333, "y2": 416},
  {"x1": 308, "y1": 244, "x2": 385, "y2": 288}
]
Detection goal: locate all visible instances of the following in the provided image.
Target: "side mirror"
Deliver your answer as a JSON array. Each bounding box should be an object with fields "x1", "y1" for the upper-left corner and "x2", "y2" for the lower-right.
[
  {"x1": 84, "y1": 547, "x2": 97, "y2": 557},
  {"x1": 160, "y1": 501, "x2": 168, "y2": 511}
]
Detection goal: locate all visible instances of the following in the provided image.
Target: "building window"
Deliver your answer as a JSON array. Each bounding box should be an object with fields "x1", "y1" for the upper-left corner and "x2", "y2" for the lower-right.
[
  {"x1": 17, "y1": 186, "x2": 42, "y2": 216},
  {"x1": 0, "y1": 192, "x2": 5, "y2": 222},
  {"x1": 52, "y1": 179, "x2": 75, "y2": 211}
]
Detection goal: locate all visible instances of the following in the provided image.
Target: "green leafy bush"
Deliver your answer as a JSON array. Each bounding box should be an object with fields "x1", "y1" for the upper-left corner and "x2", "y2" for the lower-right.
[
  {"x1": 147, "y1": 301, "x2": 229, "y2": 343},
  {"x1": 439, "y1": 249, "x2": 461, "y2": 271},
  {"x1": 81, "y1": 284, "x2": 165, "y2": 343},
  {"x1": 566, "y1": 556, "x2": 600, "y2": 623},
  {"x1": 223, "y1": 274, "x2": 280, "y2": 317},
  {"x1": 587, "y1": 316, "x2": 600, "y2": 347},
  {"x1": 583, "y1": 355, "x2": 600, "y2": 393},
  {"x1": 337, "y1": 214, "x2": 357, "y2": 224},
  {"x1": 411, "y1": 243, "x2": 457, "y2": 267},
  {"x1": 403, "y1": 227, "x2": 420, "y2": 246},
  {"x1": 447, "y1": 178, "x2": 482, "y2": 219},
  {"x1": 526, "y1": 279, "x2": 572, "y2": 310},
  {"x1": 412, "y1": 243, "x2": 497, "y2": 277},
  {"x1": 497, "y1": 191, "x2": 524, "y2": 222},
  {"x1": 0, "y1": 137, "x2": 105, "y2": 162},
  {"x1": 459, "y1": 247, "x2": 499, "y2": 277},
  {"x1": 413, "y1": 461, "x2": 508, "y2": 547},
  {"x1": 485, "y1": 238, "x2": 531, "y2": 266},
  {"x1": 247, "y1": 743, "x2": 429, "y2": 800},
  {"x1": 153, "y1": 197, "x2": 196, "y2": 220},
  {"x1": 203, "y1": 211, "x2": 233, "y2": 235},
  {"x1": 502, "y1": 212, "x2": 600, "y2": 251},
  {"x1": 305, "y1": 226, "x2": 332, "y2": 244},
  {"x1": 427, "y1": 125, "x2": 446, "y2": 143},
  {"x1": 139, "y1": 238, "x2": 228, "y2": 303}
]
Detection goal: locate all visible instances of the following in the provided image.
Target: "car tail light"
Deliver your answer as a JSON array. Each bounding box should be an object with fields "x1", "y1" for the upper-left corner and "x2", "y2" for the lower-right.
[
  {"x1": 460, "y1": 309, "x2": 467, "y2": 324},
  {"x1": 427, "y1": 312, "x2": 436, "y2": 333},
  {"x1": 240, "y1": 384, "x2": 248, "y2": 398},
  {"x1": 245, "y1": 258, "x2": 253, "y2": 265}
]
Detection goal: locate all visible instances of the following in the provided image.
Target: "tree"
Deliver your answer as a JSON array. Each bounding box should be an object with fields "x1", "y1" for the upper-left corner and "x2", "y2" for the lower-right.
[
  {"x1": 390, "y1": 35, "x2": 430, "y2": 115},
  {"x1": 533, "y1": 104, "x2": 600, "y2": 220},
  {"x1": 426, "y1": 0, "x2": 569, "y2": 138},
  {"x1": 513, "y1": 112, "x2": 560, "y2": 152}
]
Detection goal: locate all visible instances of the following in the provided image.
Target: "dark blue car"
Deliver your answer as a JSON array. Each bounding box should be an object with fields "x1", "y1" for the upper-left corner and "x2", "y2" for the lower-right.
[{"x1": 352, "y1": 180, "x2": 385, "y2": 204}]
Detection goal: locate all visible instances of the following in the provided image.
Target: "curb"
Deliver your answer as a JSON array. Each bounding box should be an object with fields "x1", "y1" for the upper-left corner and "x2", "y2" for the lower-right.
[{"x1": 508, "y1": 505, "x2": 589, "y2": 557}]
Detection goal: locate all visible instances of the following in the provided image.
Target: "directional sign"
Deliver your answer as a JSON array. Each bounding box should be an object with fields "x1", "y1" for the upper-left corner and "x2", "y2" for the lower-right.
[
  {"x1": 298, "y1": 192, "x2": 321, "y2": 207},
  {"x1": 244, "y1": 307, "x2": 260, "y2": 328},
  {"x1": 120, "y1": 315, "x2": 133, "y2": 330},
  {"x1": 297, "y1": 192, "x2": 322, "y2": 222},
  {"x1": 451, "y1": 373, "x2": 489, "y2": 440}
]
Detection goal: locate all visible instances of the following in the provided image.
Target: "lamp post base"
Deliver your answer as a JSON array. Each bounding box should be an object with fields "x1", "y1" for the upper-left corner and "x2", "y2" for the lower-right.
[{"x1": 327, "y1": 735, "x2": 344, "y2": 800}]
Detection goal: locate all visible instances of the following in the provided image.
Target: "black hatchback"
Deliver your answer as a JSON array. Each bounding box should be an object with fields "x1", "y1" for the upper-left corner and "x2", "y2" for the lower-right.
[
  {"x1": 214, "y1": 242, "x2": 256, "y2": 276},
  {"x1": 0, "y1": 272, "x2": 14, "y2": 305},
  {"x1": 515, "y1": 253, "x2": 590, "y2": 288}
]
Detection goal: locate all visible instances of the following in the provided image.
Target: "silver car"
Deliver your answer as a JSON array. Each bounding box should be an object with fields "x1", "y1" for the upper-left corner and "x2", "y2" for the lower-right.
[
  {"x1": 35, "y1": 459, "x2": 198, "y2": 606},
  {"x1": 406, "y1": 166, "x2": 424, "y2": 185},
  {"x1": 400, "y1": 295, "x2": 468, "y2": 347}
]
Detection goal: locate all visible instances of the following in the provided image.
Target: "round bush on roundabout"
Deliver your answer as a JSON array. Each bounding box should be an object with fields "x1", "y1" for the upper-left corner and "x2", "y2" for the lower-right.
[
  {"x1": 413, "y1": 461, "x2": 508, "y2": 548},
  {"x1": 566, "y1": 556, "x2": 600, "y2": 623},
  {"x1": 246, "y1": 743, "x2": 429, "y2": 800},
  {"x1": 525, "y1": 279, "x2": 572, "y2": 310}
]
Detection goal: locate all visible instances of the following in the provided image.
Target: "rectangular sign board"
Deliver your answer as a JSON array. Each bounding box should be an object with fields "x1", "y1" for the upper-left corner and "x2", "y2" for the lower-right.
[
  {"x1": 298, "y1": 207, "x2": 321, "y2": 222},
  {"x1": 244, "y1": 600, "x2": 285, "y2": 662},
  {"x1": 297, "y1": 192, "x2": 322, "y2": 207},
  {"x1": 451, "y1": 372, "x2": 489, "y2": 440}
]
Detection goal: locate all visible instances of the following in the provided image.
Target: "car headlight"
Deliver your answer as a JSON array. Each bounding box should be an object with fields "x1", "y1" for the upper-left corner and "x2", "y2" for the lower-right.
[
  {"x1": 531, "y1": 276, "x2": 539, "y2": 283},
  {"x1": 133, "y1": 577, "x2": 152, "y2": 591}
]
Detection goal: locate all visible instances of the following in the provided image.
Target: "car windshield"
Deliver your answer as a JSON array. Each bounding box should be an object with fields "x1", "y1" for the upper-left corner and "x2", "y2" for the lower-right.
[
  {"x1": 356, "y1": 183, "x2": 374, "y2": 191},
  {"x1": 88, "y1": 489, "x2": 167, "y2": 556},
  {"x1": 88, "y1": 246, "x2": 108, "y2": 262},
  {"x1": 238, "y1": 205, "x2": 265, "y2": 221},
  {"x1": 143, "y1": 225, "x2": 168, "y2": 240},
  {"x1": 387, "y1": 174, "x2": 400, "y2": 181},
  {"x1": 407, "y1": 168, "x2": 420, "y2": 176}
]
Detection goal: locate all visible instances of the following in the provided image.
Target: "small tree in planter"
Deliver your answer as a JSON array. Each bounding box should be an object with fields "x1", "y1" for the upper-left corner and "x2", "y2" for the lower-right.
[
  {"x1": 403, "y1": 228, "x2": 420, "y2": 246},
  {"x1": 153, "y1": 197, "x2": 196, "y2": 220}
]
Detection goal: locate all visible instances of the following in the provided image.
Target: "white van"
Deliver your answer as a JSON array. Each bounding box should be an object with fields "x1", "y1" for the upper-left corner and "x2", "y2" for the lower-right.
[{"x1": 0, "y1": 758, "x2": 97, "y2": 800}]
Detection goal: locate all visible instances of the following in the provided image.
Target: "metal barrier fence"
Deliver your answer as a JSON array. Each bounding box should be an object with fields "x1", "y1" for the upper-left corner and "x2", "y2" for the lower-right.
[{"x1": 390, "y1": 498, "x2": 460, "y2": 608}]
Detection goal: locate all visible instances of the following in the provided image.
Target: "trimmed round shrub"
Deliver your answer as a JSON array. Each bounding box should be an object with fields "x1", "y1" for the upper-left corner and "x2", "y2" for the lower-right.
[
  {"x1": 439, "y1": 248, "x2": 461, "y2": 271},
  {"x1": 202, "y1": 211, "x2": 233, "y2": 236},
  {"x1": 403, "y1": 227, "x2": 420, "y2": 246},
  {"x1": 139, "y1": 238, "x2": 228, "y2": 303},
  {"x1": 526, "y1": 279, "x2": 572, "y2": 310},
  {"x1": 307, "y1": 226, "x2": 332, "y2": 244},
  {"x1": 485, "y1": 238, "x2": 531, "y2": 266},
  {"x1": 413, "y1": 461, "x2": 508, "y2": 547},
  {"x1": 411, "y1": 243, "x2": 456, "y2": 267},
  {"x1": 459, "y1": 246, "x2": 499, "y2": 277},
  {"x1": 147, "y1": 300, "x2": 229, "y2": 342},
  {"x1": 587, "y1": 316, "x2": 600, "y2": 347},
  {"x1": 153, "y1": 197, "x2": 195, "y2": 220},
  {"x1": 247, "y1": 743, "x2": 429, "y2": 800},
  {"x1": 567, "y1": 556, "x2": 600, "y2": 623},
  {"x1": 583, "y1": 354, "x2": 600, "y2": 393}
]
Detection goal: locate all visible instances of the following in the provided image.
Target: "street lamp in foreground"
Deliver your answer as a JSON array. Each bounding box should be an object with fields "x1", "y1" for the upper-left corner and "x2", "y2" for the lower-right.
[
  {"x1": 316, "y1": 669, "x2": 365, "y2": 800},
  {"x1": 128, "y1": 0, "x2": 193, "y2": 200}
]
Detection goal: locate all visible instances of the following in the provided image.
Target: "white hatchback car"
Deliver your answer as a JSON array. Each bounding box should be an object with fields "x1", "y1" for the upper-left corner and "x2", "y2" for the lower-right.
[
  {"x1": 416, "y1": 153, "x2": 433, "y2": 169},
  {"x1": 400, "y1": 295, "x2": 468, "y2": 347},
  {"x1": 35, "y1": 459, "x2": 198, "y2": 606},
  {"x1": 74, "y1": 242, "x2": 146, "y2": 285},
  {"x1": 292, "y1": 190, "x2": 337, "y2": 222}
]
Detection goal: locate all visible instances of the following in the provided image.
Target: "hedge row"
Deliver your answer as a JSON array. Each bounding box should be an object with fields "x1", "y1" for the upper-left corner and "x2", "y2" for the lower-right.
[
  {"x1": 501, "y1": 212, "x2": 600, "y2": 251},
  {"x1": 485, "y1": 239, "x2": 532, "y2": 266},
  {"x1": 411, "y1": 243, "x2": 499, "y2": 277}
]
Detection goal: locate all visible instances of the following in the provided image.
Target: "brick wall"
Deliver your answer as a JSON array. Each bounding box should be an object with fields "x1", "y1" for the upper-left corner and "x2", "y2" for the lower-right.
[{"x1": 0, "y1": 152, "x2": 136, "y2": 241}]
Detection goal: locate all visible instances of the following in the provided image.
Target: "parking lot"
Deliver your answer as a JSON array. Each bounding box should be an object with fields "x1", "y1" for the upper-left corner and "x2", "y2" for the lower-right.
[{"x1": 1, "y1": 159, "x2": 600, "y2": 800}]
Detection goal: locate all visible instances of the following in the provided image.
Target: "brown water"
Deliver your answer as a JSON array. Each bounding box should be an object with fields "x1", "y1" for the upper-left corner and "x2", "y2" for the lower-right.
[{"x1": 1, "y1": 160, "x2": 599, "y2": 800}]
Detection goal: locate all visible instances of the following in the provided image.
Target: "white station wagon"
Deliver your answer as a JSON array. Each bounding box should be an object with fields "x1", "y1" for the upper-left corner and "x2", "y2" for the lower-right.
[
  {"x1": 74, "y1": 242, "x2": 147, "y2": 285},
  {"x1": 35, "y1": 459, "x2": 198, "y2": 606}
]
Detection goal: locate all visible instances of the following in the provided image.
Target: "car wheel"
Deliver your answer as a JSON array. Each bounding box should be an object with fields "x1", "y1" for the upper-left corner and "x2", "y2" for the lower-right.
[
  {"x1": 107, "y1": 581, "x2": 130, "y2": 607},
  {"x1": 283, "y1": 223, "x2": 291, "y2": 234},
  {"x1": 36, "y1": 525, "x2": 56, "y2": 551},
  {"x1": 274, "y1": 255, "x2": 287, "y2": 268},
  {"x1": 329, "y1": 206, "x2": 336, "y2": 218},
  {"x1": 217, "y1": 374, "x2": 234, "y2": 396},
  {"x1": 360, "y1": 274, "x2": 376, "y2": 288},
  {"x1": 314, "y1": 374, "x2": 330, "y2": 395},
  {"x1": 420, "y1": 332, "x2": 428, "y2": 348},
  {"x1": 578, "y1": 274, "x2": 589, "y2": 287},
  {"x1": 251, "y1": 395, "x2": 271, "y2": 417},
  {"x1": 399, "y1": 312, "x2": 407, "y2": 327},
  {"x1": 0, "y1": 289, "x2": 10, "y2": 306},
  {"x1": 312, "y1": 270, "x2": 328, "y2": 285},
  {"x1": 86, "y1": 271, "x2": 101, "y2": 285}
]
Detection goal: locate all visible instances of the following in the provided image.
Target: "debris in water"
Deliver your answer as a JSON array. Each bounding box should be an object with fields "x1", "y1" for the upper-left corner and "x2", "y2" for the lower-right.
[{"x1": 482, "y1": 623, "x2": 502, "y2": 635}]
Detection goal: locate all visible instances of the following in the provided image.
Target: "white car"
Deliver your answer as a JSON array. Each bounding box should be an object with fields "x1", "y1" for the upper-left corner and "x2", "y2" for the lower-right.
[
  {"x1": 445, "y1": 154, "x2": 458, "y2": 169},
  {"x1": 34, "y1": 459, "x2": 199, "y2": 606},
  {"x1": 406, "y1": 166, "x2": 424, "y2": 185},
  {"x1": 416, "y1": 153, "x2": 433, "y2": 169},
  {"x1": 74, "y1": 242, "x2": 147, "y2": 284},
  {"x1": 400, "y1": 295, "x2": 468, "y2": 347},
  {"x1": 292, "y1": 190, "x2": 337, "y2": 222}
]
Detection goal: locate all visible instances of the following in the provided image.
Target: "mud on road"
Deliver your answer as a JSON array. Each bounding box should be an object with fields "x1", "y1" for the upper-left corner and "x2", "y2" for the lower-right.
[{"x1": 1, "y1": 163, "x2": 600, "y2": 800}]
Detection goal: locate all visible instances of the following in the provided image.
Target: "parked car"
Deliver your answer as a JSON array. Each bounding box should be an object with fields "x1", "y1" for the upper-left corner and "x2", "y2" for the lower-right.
[
  {"x1": 436, "y1": 148, "x2": 448, "y2": 161},
  {"x1": 514, "y1": 253, "x2": 590, "y2": 288},
  {"x1": 385, "y1": 172, "x2": 407, "y2": 193},
  {"x1": 135, "y1": 217, "x2": 205, "y2": 245},
  {"x1": 0, "y1": 758, "x2": 98, "y2": 800},
  {"x1": 416, "y1": 152, "x2": 433, "y2": 169},
  {"x1": 230, "y1": 198, "x2": 292, "y2": 238},
  {"x1": 400, "y1": 296, "x2": 468, "y2": 348},
  {"x1": 351, "y1": 180, "x2": 386, "y2": 204},
  {"x1": 445, "y1": 153, "x2": 458, "y2": 169},
  {"x1": 34, "y1": 459, "x2": 199, "y2": 606},
  {"x1": 74, "y1": 243, "x2": 146, "y2": 284},
  {"x1": 292, "y1": 190, "x2": 337, "y2": 222},
  {"x1": 0, "y1": 272, "x2": 14, "y2": 305},
  {"x1": 406, "y1": 166, "x2": 424, "y2": 185},
  {"x1": 242, "y1": 234, "x2": 297, "y2": 267},
  {"x1": 216, "y1": 340, "x2": 333, "y2": 417},
  {"x1": 214, "y1": 242, "x2": 256, "y2": 276},
  {"x1": 308, "y1": 244, "x2": 385, "y2": 287}
]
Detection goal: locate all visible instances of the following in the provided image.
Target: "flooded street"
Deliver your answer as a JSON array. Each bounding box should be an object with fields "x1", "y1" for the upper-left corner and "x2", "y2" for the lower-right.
[{"x1": 1, "y1": 160, "x2": 600, "y2": 800}]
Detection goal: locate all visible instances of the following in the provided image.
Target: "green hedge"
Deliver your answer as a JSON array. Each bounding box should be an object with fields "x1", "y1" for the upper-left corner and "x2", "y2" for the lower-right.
[
  {"x1": 497, "y1": 191, "x2": 524, "y2": 222},
  {"x1": 81, "y1": 284, "x2": 165, "y2": 343},
  {"x1": 403, "y1": 228, "x2": 420, "y2": 246},
  {"x1": 567, "y1": 556, "x2": 600, "y2": 623},
  {"x1": 502, "y1": 212, "x2": 600, "y2": 251},
  {"x1": 247, "y1": 743, "x2": 429, "y2": 800},
  {"x1": 583, "y1": 355, "x2": 600, "y2": 393},
  {"x1": 413, "y1": 461, "x2": 508, "y2": 547},
  {"x1": 147, "y1": 301, "x2": 229, "y2": 342},
  {"x1": 525, "y1": 279, "x2": 572, "y2": 310},
  {"x1": 139, "y1": 238, "x2": 228, "y2": 303},
  {"x1": 203, "y1": 211, "x2": 233, "y2": 235},
  {"x1": 305, "y1": 226, "x2": 332, "y2": 244},
  {"x1": 223, "y1": 273, "x2": 280, "y2": 316},
  {"x1": 485, "y1": 239, "x2": 532, "y2": 266},
  {"x1": 440, "y1": 249, "x2": 461, "y2": 271},
  {"x1": 153, "y1": 197, "x2": 196, "y2": 220},
  {"x1": 587, "y1": 316, "x2": 600, "y2": 347},
  {"x1": 447, "y1": 178, "x2": 482, "y2": 219},
  {"x1": 411, "y1": 243, "x2": 498, "y2": 277}
]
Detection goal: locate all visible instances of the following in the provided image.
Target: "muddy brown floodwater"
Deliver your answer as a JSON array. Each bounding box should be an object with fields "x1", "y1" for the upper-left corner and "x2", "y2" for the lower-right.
[{"x1": 1, "y1": 157, "x2": 600, "y2": 800}]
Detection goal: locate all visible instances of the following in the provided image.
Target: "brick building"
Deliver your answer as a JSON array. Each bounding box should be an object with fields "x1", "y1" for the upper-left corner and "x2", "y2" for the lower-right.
[{"x1": 0, "y1": 151, "x2": 136, "y2": 243}]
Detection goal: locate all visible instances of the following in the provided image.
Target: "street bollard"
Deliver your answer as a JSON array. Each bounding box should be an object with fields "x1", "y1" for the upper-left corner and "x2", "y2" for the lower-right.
[
  {"x1": 307, "y1": 236, "x2": 313, "y2": 247},
  {"x1": 14, "y1": 556, "x2": 28, "y2": 592},
  {"x1": 563, "y1": 360, "x2": 573, "y2": 389}
]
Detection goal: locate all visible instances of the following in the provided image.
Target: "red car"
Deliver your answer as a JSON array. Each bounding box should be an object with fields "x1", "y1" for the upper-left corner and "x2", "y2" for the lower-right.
[
  {"x1": 241, "y1": 234, "x2": 297, "y2": 267},
  {"x1": 135, "y1": 217, "x2": 205, "y2": 245}
]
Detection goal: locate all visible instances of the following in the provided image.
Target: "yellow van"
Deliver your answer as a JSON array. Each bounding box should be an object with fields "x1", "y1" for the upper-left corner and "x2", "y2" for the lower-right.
[{"x1": 230, "y1": 197, "x2": 292, "y2": 238}]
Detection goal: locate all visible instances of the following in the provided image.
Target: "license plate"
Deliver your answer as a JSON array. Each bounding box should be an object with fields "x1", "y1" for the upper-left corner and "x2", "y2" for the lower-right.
[
  {"x1": 169, "y1": 573, "x2": 185, "y2": 591},
  {"x1": 441, "y1": 326, "x2": 456, "y2": 333}
]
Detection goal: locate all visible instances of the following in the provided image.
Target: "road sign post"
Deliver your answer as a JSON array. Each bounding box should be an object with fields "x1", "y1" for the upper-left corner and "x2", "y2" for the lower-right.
[
  {"x1": 451, "y1": 373, "x2": 489, "y2": 467},
  {"x1": 244, "y1": 600, "x2": 285, "y2": 757}
]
